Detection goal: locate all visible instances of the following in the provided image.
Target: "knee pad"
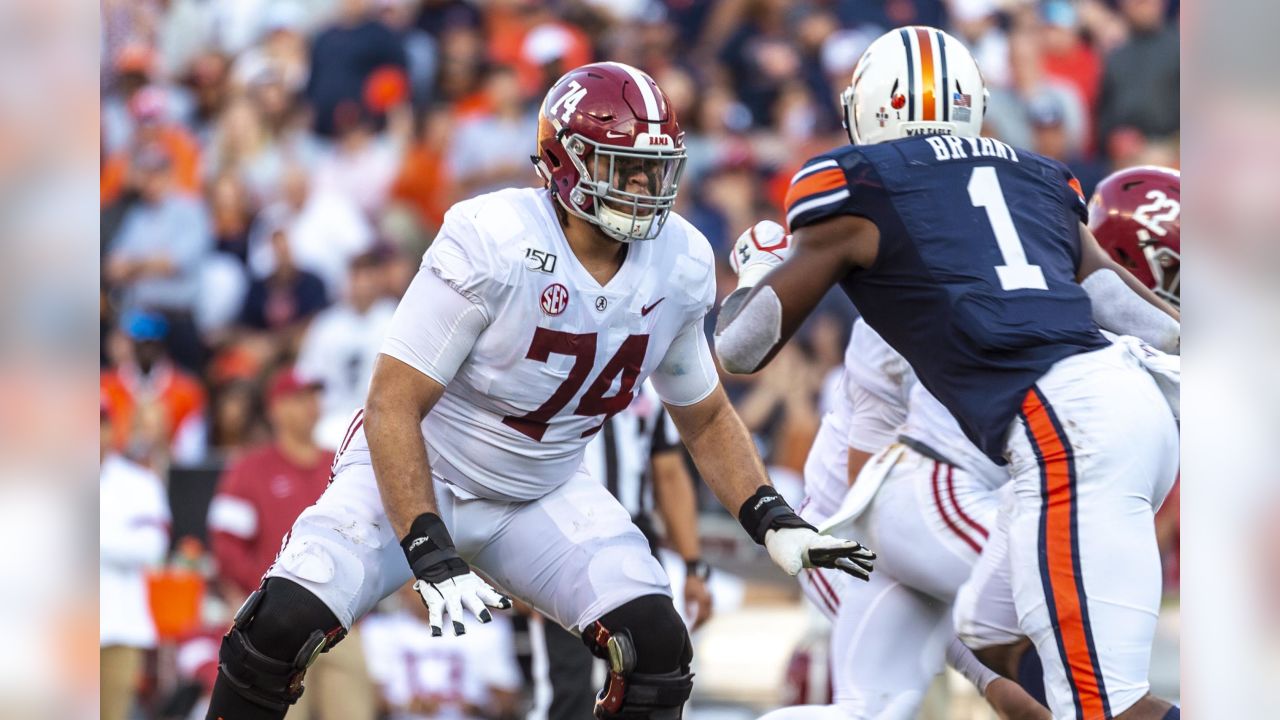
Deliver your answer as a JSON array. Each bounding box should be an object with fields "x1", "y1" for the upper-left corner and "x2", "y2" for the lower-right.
[
  {"x1": 583, "y1": 594, "x2": 693, "y2": 719},
  {"x1": 217, "y1": 578, "x2": 346, "y2": 712}
]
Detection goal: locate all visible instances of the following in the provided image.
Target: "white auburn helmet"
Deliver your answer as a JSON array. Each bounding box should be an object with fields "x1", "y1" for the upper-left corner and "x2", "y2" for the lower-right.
[{"x1": 841, "y1": 26, "x2": 988, "y2": 146}]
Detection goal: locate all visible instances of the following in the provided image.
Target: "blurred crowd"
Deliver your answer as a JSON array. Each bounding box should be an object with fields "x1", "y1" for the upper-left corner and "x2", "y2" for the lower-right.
[{"x1": 99, "y1": 0, "x2": 1180, "y2": 718}]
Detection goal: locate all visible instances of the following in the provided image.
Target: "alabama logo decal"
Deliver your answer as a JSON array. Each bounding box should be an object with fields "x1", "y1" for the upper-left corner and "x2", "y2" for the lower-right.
[{"x1": 540, "y1": 283, "x2": 569, "y2": 316}]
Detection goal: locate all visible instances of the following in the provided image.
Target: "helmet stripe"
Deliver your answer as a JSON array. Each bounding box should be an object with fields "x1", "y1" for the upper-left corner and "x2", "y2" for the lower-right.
[
  {"x1": 915, "y1": 28, "x2": 936, "y2": 122},
  {"x1": 606, "y1": 61, "x2": 661, "y2": 136},
  {"x1": 937, "y1": 30, "x2": 951, "y2": 123},
  {"x1": 899, "y1": 29, "x2": 916, "y2": 122}
]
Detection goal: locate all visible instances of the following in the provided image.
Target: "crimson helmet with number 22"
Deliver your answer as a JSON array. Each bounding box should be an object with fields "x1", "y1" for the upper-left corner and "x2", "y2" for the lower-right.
[
  {"x1": 1088, "y1": 166, "x2": 1181, "y2": 306},
  {"x1": 533, "y1": 62, "x2": 686, "y2": 243}
]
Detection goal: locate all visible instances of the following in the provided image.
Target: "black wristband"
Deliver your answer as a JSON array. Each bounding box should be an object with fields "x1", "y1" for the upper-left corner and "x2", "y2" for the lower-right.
[
  {"x1": 400, "y1": 513, "x2": 468, "y2": 583},
  {"x1": 685, "y1": 559, "x2": 711, "y2": 581},
  {"x1": 737, "y1": 486, "x2": 815, "y2": 545}
]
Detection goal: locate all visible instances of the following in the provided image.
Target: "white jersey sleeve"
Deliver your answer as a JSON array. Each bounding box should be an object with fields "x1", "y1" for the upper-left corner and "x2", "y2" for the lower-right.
[
  {"x1": 380, "y1": 266, "x2": 489, "y2": 387},
  {"x1": 843, "y1": 319, "x2": 914, "y2": 453},
  {"x1": 651, "y1": 219, "x2": 719, "y2": 406}
]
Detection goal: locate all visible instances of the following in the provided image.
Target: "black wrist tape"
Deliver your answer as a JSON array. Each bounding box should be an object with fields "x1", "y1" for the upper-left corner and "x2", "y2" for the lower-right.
[
  {"x1": 401, "y1": 513, "x2": 468, "y2": 583},
  {"x1": 737, "y1": 485, "x2": 815, "y2": 545}
]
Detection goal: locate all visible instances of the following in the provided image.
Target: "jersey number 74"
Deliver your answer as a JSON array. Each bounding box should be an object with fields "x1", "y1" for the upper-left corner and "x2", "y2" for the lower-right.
[{"x1": 502, "y1": 328, "x2": 649, "y2": 442}]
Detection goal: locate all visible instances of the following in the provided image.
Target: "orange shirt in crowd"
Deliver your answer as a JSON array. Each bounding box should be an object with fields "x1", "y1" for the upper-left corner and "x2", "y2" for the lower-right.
[
  {"x1": 100, "y1": 125, "x2": 203, "y2": 207},
  {"x1": 101, "y1": 362, "x2": 207, "y2": 454}
]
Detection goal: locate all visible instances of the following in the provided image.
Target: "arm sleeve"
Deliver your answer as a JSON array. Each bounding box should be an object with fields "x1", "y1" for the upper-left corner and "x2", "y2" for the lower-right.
[
  {"x1": 651, "y1": 318, "x2": 720, "y2": 407},
  {"x1": 1081, "y1": 268, "x2": 1180, "y2": 353},
  {"x1": 379, "y1": 266, "x2": 489, "y2": 386}
]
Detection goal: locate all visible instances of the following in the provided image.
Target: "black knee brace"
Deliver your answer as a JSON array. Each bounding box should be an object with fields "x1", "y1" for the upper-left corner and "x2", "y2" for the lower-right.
[
  {"x1": 217, "y1": 578, "x2": 346, "y2": 712},
  {"x1": 582, "y1": 594, "x2": 694, "y2": 719}
]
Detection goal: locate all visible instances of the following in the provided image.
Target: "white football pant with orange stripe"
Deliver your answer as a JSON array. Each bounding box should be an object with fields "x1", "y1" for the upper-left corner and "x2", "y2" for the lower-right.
[
  {"x1": 959, "y1": 342, "x2": 1178, "y2": 719},
  {"x1": 767, "y1": 437, "x2": 998, "y2": 719}
]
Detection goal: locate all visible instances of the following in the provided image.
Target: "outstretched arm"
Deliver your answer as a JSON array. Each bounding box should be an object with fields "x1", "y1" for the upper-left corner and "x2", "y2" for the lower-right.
[{"x1": 714, "y1": 216, "x2": 875, "y2": 374}]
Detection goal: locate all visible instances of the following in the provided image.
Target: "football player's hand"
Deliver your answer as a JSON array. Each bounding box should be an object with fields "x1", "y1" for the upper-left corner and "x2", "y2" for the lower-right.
[
  {"x1": 402, "y1": 513, "x2": 513, "y2": 636},
  {"x1": 764, "y1": 527, "x2": 876, "y2": 580},
  {"x1": 684, "y1": 575, "x2": 713, "y2": 631},
  {"x1": 729, "y1": 220, "x2": 793, "y2": 288}
]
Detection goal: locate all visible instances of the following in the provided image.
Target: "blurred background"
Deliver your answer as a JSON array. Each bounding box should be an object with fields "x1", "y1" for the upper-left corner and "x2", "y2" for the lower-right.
[{"x1": 91, "y1": 0, "x2": 1187, "y2": 718}]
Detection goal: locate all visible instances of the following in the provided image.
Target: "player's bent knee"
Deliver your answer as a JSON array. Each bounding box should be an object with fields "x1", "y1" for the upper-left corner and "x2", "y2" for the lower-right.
[
  {"x1": 217, "y1": 577, "x2": 347, "y2": 712},
  {"x1": 583, "y1": 594, "x2": 693, "y2": 719}
]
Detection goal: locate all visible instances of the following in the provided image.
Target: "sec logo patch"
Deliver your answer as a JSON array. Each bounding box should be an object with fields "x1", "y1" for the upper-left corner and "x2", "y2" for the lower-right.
[{"x1": 540, "y1": 283, "x2": 569, "y2": 316}]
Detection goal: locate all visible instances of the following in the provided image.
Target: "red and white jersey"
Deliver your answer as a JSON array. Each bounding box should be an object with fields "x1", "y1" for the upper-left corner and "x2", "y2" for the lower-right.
[
  {"x1": 339, "y1": 188, "x2": 717, "y2": 501},
  {"x1": 361, "y1": 610, "x2": 521, "y2": 720}
]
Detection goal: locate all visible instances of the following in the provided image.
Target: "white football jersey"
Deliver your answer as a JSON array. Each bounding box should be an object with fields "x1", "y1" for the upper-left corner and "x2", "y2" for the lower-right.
[{"x1": 342, "y1": 188, "x2": 716, "y2": 501}]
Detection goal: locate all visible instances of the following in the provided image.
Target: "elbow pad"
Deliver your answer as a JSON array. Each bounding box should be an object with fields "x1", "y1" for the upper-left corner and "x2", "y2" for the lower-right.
[{"x1": 713, "y1": 286, "x2": 783, "y2": 374}]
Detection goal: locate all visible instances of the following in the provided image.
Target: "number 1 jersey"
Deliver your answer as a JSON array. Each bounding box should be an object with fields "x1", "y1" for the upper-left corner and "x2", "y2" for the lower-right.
[
  {"x1": 356, "y1": 188, "x2": 717, "y2": 501},
  {"x1": 785, "y1": 136, "x2": 1108, "y2": 463}
]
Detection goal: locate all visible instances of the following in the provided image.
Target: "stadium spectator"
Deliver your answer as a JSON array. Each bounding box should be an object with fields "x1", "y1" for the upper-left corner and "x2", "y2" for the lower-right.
[
  {"x1": 100, "y1": 400, "x2": 171, "y2": 720},
  {"x1": 104, "y1": 143, "x2": 213, "y2": 371},
  {"x1": 237, "y1": 224, "x2": 329, "y2": 338},
  {"x1": 101, "y1": 85, "x2": 204, "y2": 206},
  {"x1": 208, "y1": 173, "x2": 254, "y2": 265},
  {"x1": 101, "y1": 310, "x2": 208, "y2": 467},
  {"x1": 311, "y1": 101, "x2": 408, "y2": 215},
  {"x1": 296, "y1": 249, "x2": 397, "y2": 450},
  {"x1": 206, "y1": 366, "x2": 377, "y2": 719},
  {"x1": 249, "y1": 163, "x2": 375, "y2": 295},
  {"x1": 207, "y1": 367, "x2": 328, "y2": 599},
  {"x1": 306, "y1": 0, "x2": 407, "y2": 138},
  {"x1": 447, "y1": 64, "x2": 539, "y2": 199},
  {"x1": 1097, "y1": 0, "x2": 1180, "y2": 161},
  {"x1": 1039, "y1": 0, "x2": 1102, "y2": 121}
]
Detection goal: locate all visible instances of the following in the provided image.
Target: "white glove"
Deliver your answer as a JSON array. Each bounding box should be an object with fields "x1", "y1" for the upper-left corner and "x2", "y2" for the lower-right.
[
  {"x1": 764, "y1": 527, "x2": 875, "y2": 580},
  {"x1": 402, "y1": 512, "x2": 512, "y2": 637},
  {"x1": 413, "y1": 574, "x2": 512, "y2": 637},
  {"x1": 729, "y1": 220, "x2": 793, "y2": 288}
]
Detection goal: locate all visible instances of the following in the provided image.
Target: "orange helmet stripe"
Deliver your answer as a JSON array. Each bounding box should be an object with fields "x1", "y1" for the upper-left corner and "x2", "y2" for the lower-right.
[{"x1": 915, "y1": 28, "x2": 937, "y2": 122}]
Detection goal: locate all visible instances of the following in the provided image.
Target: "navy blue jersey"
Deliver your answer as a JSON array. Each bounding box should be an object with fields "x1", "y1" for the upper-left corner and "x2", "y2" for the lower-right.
[{"x1": 784, "y1": 135, "x2": 1108, "y2": 462}]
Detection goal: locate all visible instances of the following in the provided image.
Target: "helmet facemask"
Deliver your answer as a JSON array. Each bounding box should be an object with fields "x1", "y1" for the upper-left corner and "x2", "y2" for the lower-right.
[
  {"x1": 560, "y1": 133, "x2": 686, "y2": 242},
  {"x1": 1143, "y1": 243, "x2": 1180, "y2": 307}
]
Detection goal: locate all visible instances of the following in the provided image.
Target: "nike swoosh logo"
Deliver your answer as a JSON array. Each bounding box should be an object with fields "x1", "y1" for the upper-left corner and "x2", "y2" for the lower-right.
[
  {"x1": 605, "y1": 130, "x2": 628, "y2": 138},
  {"x1": 641, "y1": 298, "x2": 665, "y2": 316}
]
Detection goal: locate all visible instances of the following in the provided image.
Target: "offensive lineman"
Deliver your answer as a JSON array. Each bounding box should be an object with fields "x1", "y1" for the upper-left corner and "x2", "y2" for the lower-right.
[
  {"x1": 203, "y1": 62, "x2": 874, "y2": 720},
  {"x1": 715, "y1": 27, "x2": 1180, "y2": 720}
]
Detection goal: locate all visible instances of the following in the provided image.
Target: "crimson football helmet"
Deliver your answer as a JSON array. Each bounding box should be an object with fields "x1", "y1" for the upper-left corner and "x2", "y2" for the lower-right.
[
  {"x1": 533, "y1": 62, "x2": 686, "y2": 242},
  {"x1": 1088, "y1": 165, "x2": 1181, "y2": 305}
]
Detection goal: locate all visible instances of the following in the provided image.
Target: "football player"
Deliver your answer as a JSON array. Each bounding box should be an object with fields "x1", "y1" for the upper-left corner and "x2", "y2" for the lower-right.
[
  {"x1": 715, "y1": 27, "x2": 1180, "y2": 720},
  {"x1": 951, "y1": 164, "x2": 1183, "y2": 716},
  {"x1": 203, "y1": 62, "x2": 874, "y2": 720},
  {"x1": 737, "y1": 220, "x2": 1035, "y2": 719}
]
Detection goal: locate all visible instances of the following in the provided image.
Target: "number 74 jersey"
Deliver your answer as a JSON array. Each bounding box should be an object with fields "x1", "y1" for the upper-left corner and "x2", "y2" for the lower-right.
[
  {"x1": 366, "y1": 188, "x2": 717, "y2": 502},
  {"x1": 784, "y1": 136, "x2": 1108, "y2": 464}
]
